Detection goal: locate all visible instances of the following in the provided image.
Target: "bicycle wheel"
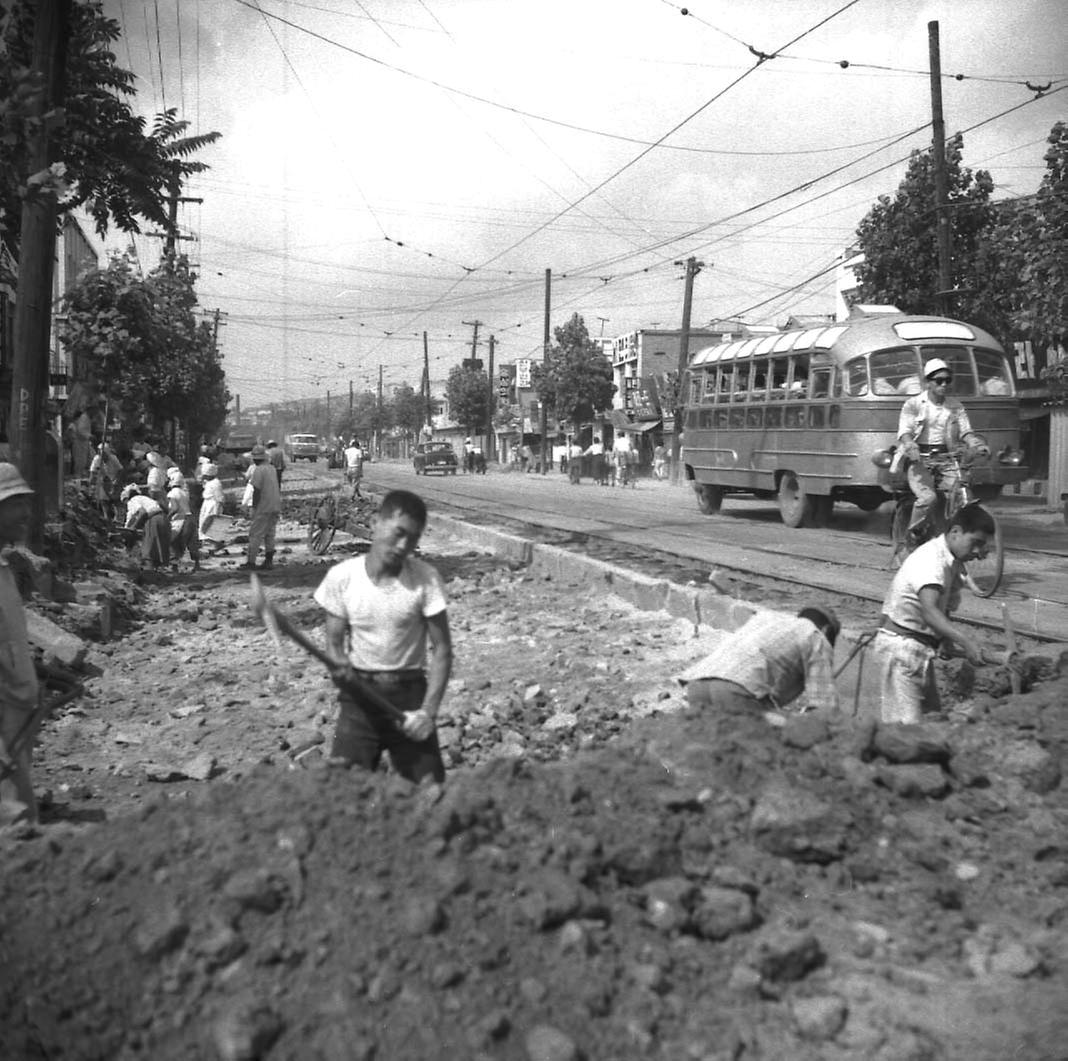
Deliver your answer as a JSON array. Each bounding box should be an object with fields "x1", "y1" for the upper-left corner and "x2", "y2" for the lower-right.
[
  {"x1": 963, "y1": 515, "x2": 1004, "y2": 598},
  {"x1": 307, "y1": 496, "x2": 337, "y2": 555}
]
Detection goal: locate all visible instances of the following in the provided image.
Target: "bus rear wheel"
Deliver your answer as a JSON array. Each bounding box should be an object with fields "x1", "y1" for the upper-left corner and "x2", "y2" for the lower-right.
[
  {"x1": 695, "y1": 484, "x2": 724, "y2": 515},
  {"x1": 778, "y1": 472, "x2": 816, "y2": 528}
]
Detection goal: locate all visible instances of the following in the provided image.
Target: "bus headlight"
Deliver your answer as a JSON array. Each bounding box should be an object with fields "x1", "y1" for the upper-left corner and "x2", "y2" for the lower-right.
[
  {"x1": 871, "y1": 449, "x2": 894, "y2": 468},
  {"x1": 997, "y1": 446, "x2": 1025, "y2": 466}
]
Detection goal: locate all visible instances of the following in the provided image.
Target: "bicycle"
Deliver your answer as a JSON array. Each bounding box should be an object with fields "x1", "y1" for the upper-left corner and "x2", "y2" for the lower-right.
[{"x1": 888, "y1": 448, "x2": 1004, "y2": 598}]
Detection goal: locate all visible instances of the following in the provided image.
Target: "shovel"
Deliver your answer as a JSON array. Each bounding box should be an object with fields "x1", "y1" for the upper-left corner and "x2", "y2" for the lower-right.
[{"x1": 248, "y1": 573, "x2": 407, "y2": 726}]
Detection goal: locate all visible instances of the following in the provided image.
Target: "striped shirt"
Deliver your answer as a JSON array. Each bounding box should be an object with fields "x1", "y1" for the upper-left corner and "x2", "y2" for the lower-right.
[{"x1": 678, "y1": 611, "x2": 837, "y2": 712}]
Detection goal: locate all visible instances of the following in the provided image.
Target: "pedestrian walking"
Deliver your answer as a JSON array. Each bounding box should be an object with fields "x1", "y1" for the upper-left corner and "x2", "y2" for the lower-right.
[
  {"x1": 872, "y1": 504, "x2": 992, "y2": 723},
  {"x1": 678, "y1": 605, "x2": 840, "y2": 714},
  {"x1": 314, "y1": 489, "x2": 452, "y2": 783},
  {"x1": 344, "y1": 438, "x2": 364, "y2": 498},
  {"x1": 243, "y1": 444, "x2": 281, "y2": 570},
  {"x1": 88, "y1": 441, "x2": 123, "y2": 518},
  {"x1": 198, "y1": 462, "x2": 224, "y2": 539},
  {"x1": 463, "y1": 438, "x2": 475, "y2": 474},
  {"x1": 0, "y1": 464, "x2": 41, "y2": 821},
  {"x1": 653, "y1": 443, "x2": 667, "y2": 481},
  {"x1": 121, "y1": 483, "x2": 171, "y2": 573},
  {"x1": 266, "y1": 439, "x2": 286, "y2": 489}
]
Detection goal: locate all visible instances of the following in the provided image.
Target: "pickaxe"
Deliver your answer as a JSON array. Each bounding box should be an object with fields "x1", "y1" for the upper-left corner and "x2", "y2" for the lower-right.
[
  {"x1": 0, "y1": 667, "x2": 84, "y2": 784},
  {"x1": 247, "y1": 573, "x2": 407, "y2": 727}
]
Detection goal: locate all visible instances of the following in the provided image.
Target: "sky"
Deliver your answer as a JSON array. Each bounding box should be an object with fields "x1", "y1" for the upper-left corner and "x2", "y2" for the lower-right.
[{"x1": 96, "y1": 0, "x2": 1068, "y2": 413}]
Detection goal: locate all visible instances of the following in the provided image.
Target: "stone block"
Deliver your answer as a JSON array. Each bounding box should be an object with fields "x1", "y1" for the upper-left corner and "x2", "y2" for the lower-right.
[{"x1": 25, "y1": 609, "x2": 88, "y2": 668}]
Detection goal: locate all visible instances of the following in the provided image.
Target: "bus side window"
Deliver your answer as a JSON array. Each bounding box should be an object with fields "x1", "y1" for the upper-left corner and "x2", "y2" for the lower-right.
[
  {"x1": 975, "y1": 348, "x2": 1012, "y2": 395},
  {"x1": 810, "y1": 368, "x2": 832, "y2": 399},
  {"x1": 808, "y1": 406, "x2": 825, "y2": 428},
  {"x1": 701, "y1": 370, "x2": 717, "y2": 404},
  {"x1": 784, "y1": 406, "x2": 805, "y2": 428},
  {"x1": 699, "y1": 409, "x2": 714, "y2": 429},
  {"x1": 769, "y1": 358, "x2": 788, "y2": 398},
  {"x1": 871, "y1": 348, "x2": 920, "y2": 395},
  {"x1": 765, "y1": 406, "x2": 782, "y2": 428},
  {"x1": 747, "y1": 407, "x2": 763, "y2": 428},
  {"x1": 843, "y1": 358, "x2": 869, "y2": 396},
  {"x1": 714, "y1": 408, "x2": 730, "y2": 428},
  {"x1": 729, "y1": 408, "x2": 745, "y2": 428},
  {"x1": 787, "y1": 353, "x2": 809, "y2": 398},
  {"x1": 751, "y1": 359, "x2": 768, "y2": 401}
]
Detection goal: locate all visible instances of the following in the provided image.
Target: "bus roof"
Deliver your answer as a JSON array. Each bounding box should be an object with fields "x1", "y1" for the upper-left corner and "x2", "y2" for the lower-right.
[{"x1": 689, "y1": 313, "x2": 1004, "y2": 367}]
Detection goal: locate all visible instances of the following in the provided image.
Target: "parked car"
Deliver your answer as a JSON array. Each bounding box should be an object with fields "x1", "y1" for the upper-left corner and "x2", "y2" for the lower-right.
[
  {"x1": 413, "y1": 442, "x2": 458, "y2": 475},
  {"x1": 285, "y1": 433, "x2": 320, "y2": 462}
]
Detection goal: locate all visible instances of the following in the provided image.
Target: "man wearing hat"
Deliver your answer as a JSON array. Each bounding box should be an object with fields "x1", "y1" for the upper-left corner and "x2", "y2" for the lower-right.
[
  {"x1": 0, "y1": 463, "x2": 40, "y2": 819},
  {"x1": 266, "y1": 439, "x2": 286, "y2": 488},
  {"x1": 896, "y1": 358, "x2": 991, "y2": 543},
  {"x1": 677, "y1": 605, "x2": 840, "y2": 715},
  {"x1": 244, "y1": 443, "x2": 281, "y2": 570}
]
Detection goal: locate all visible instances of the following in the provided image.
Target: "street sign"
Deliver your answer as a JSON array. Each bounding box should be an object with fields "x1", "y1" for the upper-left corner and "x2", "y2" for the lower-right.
[{"x1": 516, "y1": 359, "x2": 532, "y2": 388}]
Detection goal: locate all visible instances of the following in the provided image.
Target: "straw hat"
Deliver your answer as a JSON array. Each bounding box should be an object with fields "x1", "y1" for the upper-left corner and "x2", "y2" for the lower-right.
[
  {"x1": 146, "y1": 451, "x2": 163, "y2": 467},
  {"x1": 0, "y1": 463, "x2": 33, "y2": 503}
]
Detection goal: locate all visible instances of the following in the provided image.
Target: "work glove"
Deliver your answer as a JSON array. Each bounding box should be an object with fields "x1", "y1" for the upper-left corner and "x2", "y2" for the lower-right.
[{"x1": 402, "y1": 708, "x2": 435, "y2": 742}]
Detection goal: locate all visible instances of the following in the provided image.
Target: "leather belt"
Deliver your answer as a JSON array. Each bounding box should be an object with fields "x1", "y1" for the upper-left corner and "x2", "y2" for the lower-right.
[
  {"x1": 351, "y1": 668, "x2": 425, "y2": 688},
  {"x1": 917, "y1": 444, "x2": 948, "y2": 454},
  {"x1": 879, "y1": 617, "x2": 940, "y2": 650}
]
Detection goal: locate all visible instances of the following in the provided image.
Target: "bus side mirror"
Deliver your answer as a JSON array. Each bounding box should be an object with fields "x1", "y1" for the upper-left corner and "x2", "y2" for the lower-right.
[{"x1": 997, "y1": 446, "x2": 1024, "y2": 466}]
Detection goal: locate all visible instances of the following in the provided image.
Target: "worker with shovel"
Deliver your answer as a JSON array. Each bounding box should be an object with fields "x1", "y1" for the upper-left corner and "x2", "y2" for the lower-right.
[
  {"x1": 313, "y1": 489, "x2": 452, "y2": 783},
  {"x1": 0, "y1": 464, "x2": 41, "y2": 821},
  {"x1": 873, "y1": 504, "x2": 993, "y2": 723}
]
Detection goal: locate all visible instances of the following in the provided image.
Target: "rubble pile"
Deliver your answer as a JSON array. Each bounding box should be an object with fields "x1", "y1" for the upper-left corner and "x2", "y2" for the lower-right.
[{"x1": 0, "y1": 541, "x2": 1066, "y2": 1060}]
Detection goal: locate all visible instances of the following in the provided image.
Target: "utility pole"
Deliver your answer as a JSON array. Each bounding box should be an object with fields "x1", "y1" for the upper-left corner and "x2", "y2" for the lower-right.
[
  {"x1": 597, "y1": 316, "x2": 610, "y2": 337},
  {"x1": 671, "y1": 257, "x2": 704, "y2": 484},
  {"x1": 929, "y1": 20, "x2": 953, "y2": 316},
  {"x1": 153, "y1": 174, "x2": 202, "y2": 258},
  {"x1": 9, "y1": 0, "x2": 72, "y2": 541},
  {"x1": 540, "y1": 268, "x2": 550, "y2": 474},
  {"x1": 326, "y1": 390, "x2": 330, "y2": 438},
  {"x1": 376, "y1": 364, "x2": 384, "y2": 457},
  {"x1": 486, "y1": 334, "x2": 496, "y2": 461},
  {"x1": 423, "y1": 330, "x2": 432, "y2": 434},
  {"x1": 349, "y1": 378, "x2": 353, "y2": 428},
  {"x1": 210, "y1": 307, "x2": 227, "y2": 347}
]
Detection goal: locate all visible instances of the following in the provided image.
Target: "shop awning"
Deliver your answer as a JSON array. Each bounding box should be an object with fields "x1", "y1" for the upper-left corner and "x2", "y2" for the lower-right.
[{"x1": 610, "y1": 409, "x2": 661, "y2": 432}]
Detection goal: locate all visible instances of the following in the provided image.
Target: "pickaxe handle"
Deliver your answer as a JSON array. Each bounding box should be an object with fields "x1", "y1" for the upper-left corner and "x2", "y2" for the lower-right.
[
  {"x1": 0, "y1": 683, "x2": 83, "y2": 783},
  {"x1": 248, "y1": 574, "x2": 408, "y2": 726}
]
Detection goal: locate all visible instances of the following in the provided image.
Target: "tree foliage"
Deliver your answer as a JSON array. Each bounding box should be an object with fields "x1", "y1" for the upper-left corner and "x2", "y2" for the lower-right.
[
  {"x1": 390, "y1": 382, "x2": 425, "y2": 440},
  {"x1": 0, "y1": 0, "x2": 220, "y2": 245},
  {"x1": 987, "y1": 121, "x2": 1068, "y2": 345},
  {"x1": 854, "y1": 135, "x2": 999, "y2": 330},
  {"x1": 531, "y1": 312, "x2": 615, "y2": 425},
  {"x1": 60, "y1": 254, "x2": 229, "y2": 441},
  {"x1": 445, "y1": 364, "x2": 490, "y2": 433}
]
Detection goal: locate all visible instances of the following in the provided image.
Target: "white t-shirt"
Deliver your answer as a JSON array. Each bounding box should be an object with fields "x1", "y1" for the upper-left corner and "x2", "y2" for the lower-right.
[
  {"x1": 314, "y1": 555, "x2": 447, "y2": 671},
  {"x1": 882, "y1": 535, "x2": 960, "y2": 635},
  {"x1": 345, "y1": 445, "x2": 364, "y2": 470}
]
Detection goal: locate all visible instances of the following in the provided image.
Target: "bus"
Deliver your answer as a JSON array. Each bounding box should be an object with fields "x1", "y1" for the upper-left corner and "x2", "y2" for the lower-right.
[{"x1": 682, "y1": 308, "x2": 1028, "y2": 527}]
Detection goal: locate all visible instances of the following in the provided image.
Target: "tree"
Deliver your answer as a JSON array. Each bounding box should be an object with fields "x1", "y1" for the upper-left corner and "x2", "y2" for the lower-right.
[
  {"x1": 853, "y1": 135, "x2": 1001, "y2": 332},
  {"x1": 446, "y1": 364, "x2": 490, "y2": 435},
  {"x1": 389, "y1": 382, "x2": 425, "y2": 442},
  {"x1": 60, "y1": 253, "x2": 230, "y2": 456},
  {"x1": 0, "y1": 1, "x2": 220, "y2": 244},
  {"x1": 532, "y1": 313, "x2": 615, "y2": 427},
  {"x1": 988, "y1": 121, "x2": 1068, "y2": 349}
]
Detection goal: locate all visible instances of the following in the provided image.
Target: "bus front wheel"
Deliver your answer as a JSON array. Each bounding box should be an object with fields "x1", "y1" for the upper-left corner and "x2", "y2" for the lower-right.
[
  {"x1": 778, "y1": 472, "x2": 816, "y2": 528},
  {"x1": 695, "y1": 484, "x2": 724, "y2": 515}
]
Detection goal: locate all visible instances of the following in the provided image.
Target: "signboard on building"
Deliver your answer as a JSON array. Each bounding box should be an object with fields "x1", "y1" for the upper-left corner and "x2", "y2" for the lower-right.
[
  {"x1": 462, "y1": 358, "x2": 484, "y2": 371},
  {"x1": 515, "y1": 358, "x2": 532, "y2": 388},
  {"x1": 633, "y1": 376, "x2": 661, "y2": 420}
]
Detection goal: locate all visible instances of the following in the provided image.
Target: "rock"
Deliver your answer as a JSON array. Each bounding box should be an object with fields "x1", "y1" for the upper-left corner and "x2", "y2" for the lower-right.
[
  {"x1": 642, "y1": 877, "x2": 696, "y2": 933},
  {"x1": 25, "y1": 609, "x2": 88, "y2": 668},
  {"x1": 948, "y1": 751, "x2": 990, "y2": 787},
  {"x1": 998, "y1": 741, "x2": 1062, "y2": 794},
  {"x1": 782, "y1": 714, "x2": 831, "y2": 749},
  {"x1": 872, "y1": 724, "x2": 950, "y2": 764},
  {"x1": 182, "y1": 752, "x2": 217, "y2": 781},
  {"x1": 134, "y1": 900, "x2": 189, "y2": 959},
  {"x1": 281, "y1": 729, "x2": 324, "y2": 756},
  {"x1": 875, "y1": 764, "x2": 949, "y2": 799},
  {"x1": 543, "y1": 712, "x2": 578, "y2": 733},
  {"x1": 750, "y1": 781, "x2": 848, "y2": 863},
  {"x1": 471, "y1": 1008, "x2": 511, "y2": 1046},
  {"x1": 791, "y1": 995, "x2": 848, "y2": 1040},
  {"x1": 690, "y1": 885, "x2": 759, "y2": 941},
  {"x1": 746, "y1": 928, "x2": 826, "y2": 983},
  {"x1": 223, "y1": 867, "x2": 286, "y2": 913},
  {"x1": 212, "y1": 1000, "x2": 284, "y2": 1061},
  {"x1": 402, "y1": 895, "x2": 445, "y2": 936},
  {"x1": 524, "y1": 1024, "x2": 578, "y2": 1061},
  {"x1": 518, "y1": 869, "x2": 596, "y2": 930}
]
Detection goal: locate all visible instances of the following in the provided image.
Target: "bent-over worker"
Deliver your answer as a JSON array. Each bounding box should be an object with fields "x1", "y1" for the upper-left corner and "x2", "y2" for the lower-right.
[{"x1": 678, "y1": 605, "x2": 840, "y2": 714}]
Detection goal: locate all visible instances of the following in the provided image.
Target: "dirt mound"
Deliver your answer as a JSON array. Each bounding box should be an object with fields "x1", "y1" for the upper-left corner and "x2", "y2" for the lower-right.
[{"x1": 3, "y1": 673, "x2": 1068, "y2": 1060}]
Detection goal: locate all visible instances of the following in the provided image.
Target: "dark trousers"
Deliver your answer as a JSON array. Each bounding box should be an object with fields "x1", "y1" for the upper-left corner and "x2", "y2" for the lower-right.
[{"x1": 332, "y1": 679, "x2": 445, "y2": 783}]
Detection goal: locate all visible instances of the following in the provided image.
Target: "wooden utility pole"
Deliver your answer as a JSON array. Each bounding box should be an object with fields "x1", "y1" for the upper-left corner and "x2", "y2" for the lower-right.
[
  {"x1": 348, "y1": 379, "x2": 353, "y2": 426},
  {"x1": 671, "y1": 257, "x2": 703, "y2": 483},
  {"x1": 325, "y1": 390, "x2": 330, "y2": 437},
  {"x1": 9, "y1": 0, "x2": 72, "y2": 540},
  {"x1": 540, "y1": 268, "x2": 550, "y2": 474},
  {"x1": 376, "y1": 364, "x2": 383, "y2": 457},
  {"x1": 486, "y1": 334, "x2": 495, "y2": 461},
  {"x1": 423, "y1": 330, "x2": 432, "y2": 432},
  {"x1": 929, "y1": 20, "x2": 953, "y2": 316}
]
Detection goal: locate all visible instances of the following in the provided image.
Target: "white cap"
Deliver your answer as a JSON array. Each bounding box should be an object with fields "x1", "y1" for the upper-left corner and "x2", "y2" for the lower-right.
[{"x1": 923, "y1": 358, "x2": 951, "y2": 379}]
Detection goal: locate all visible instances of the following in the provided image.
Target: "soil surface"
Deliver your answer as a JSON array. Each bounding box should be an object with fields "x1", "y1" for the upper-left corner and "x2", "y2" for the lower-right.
[{"x1": 2, "y1": 510, "x2": 1068, "y2": 1061}]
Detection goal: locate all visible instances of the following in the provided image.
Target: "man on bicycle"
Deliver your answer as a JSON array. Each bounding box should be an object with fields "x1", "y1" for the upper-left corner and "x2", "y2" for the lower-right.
[{"x1": 895, "y1": 358, "x2": 989, "y2": 543}]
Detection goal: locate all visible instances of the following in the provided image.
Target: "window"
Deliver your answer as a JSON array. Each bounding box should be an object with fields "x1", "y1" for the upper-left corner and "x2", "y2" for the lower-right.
[
  {"x1": 747, "y1": 407, "x2": 763, "y2": 428},
  {"x1": 714, "y1": 408, "x2": 730, "y2": 428},
  {"x1": 699, "y1": 409, "x2": 715, "y2": 428},
  {"x1": 784, "y1": 405, "x2": 805, "y2": 428},
  {"x1": 786, "y1": 353, "x2": 809, "y2": 398},
  {"x1": 843, "y1": 357, "x2": 869, "y2": 396},
  {"x1": 810, "y1": 367, "x2": 832, "y2": 399},
  {"x1": 808, "y1": 406, "x2": 825, "y2": 428},
  {"x1": 769, "y1": 357, "x2": 788, "y2": 398},
  {"x1": 729, "y1": 408, "x2": 745, "y2": 428},
  {"x1": 974, "y1": 349, "x2": 1013, "y2": 395},
  {"x1": 765, "y1": 406, "x2": 782, "y2": 428},
  {"x1": 919, "y1": 345, "x2": 975, "y2": 396},
  {"x1": 701, "y1": 370, "x2": 718, "y2": 404},
  {"x1": 870, "y1": 348, "x2": 921, "y2": 395}
]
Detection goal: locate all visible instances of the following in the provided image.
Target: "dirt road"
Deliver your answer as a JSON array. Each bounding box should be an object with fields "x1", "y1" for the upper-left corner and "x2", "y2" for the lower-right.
[{"x1": 1, "y1": 507, "x2": 1067, "y2": 1060}]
